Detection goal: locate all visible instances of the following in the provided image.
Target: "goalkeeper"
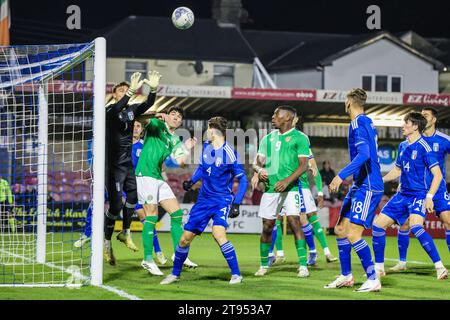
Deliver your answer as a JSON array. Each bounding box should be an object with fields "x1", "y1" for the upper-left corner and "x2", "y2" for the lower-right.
[{"x1": 103, "y1": 71, "x2": 161, "y2": 266}]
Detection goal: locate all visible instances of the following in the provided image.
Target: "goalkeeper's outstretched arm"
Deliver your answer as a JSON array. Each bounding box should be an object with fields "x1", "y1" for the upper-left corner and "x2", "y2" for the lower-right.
[{"x1": 134, "y1": 71, "x2": 162, "y2": 117}]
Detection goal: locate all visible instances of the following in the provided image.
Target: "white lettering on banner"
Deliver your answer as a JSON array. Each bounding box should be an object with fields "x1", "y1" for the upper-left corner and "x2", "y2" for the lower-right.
[
  {"x1": 403, "y1": 93, "x2": 450, "y2": 107},
  {"x1": 157, "y1": 85, "x2": 231, "y2": 98},
  {"x1": 317, "y1": 90, "x2": 403, "y2": 104},
  {"x1": 157, "y1": 204, "x2": 262, "y2": 234}
]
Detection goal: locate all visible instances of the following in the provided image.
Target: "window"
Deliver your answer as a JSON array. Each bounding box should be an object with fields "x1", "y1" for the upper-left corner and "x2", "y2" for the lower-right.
[
  {"x1": 213, "y1": 65, "x2": 234, "y2": 86},
  {"x1": 391, "y1": 76, "x2": 402, "y2": 92},
  {"x1": 375, "y1": 75, "x2": 388, "y2": 92},
  {"x1": 362, "y1": 76, "x2": 372, "y2": 91},
  {"x1": 125, "y1": 61, "x2": 147, "y2": 81}
]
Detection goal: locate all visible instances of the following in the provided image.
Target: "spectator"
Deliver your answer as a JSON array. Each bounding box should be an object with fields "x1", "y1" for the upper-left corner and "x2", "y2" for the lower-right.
[
  {"x1": 320, "y1": 161, "x2": 336, "y2": 187},
  {"x1": 183, "y1": 180, "x2": 201, "y2": 204},
  {"x1": 251, "y1": 181, "x2": 265, "y2": 205}
]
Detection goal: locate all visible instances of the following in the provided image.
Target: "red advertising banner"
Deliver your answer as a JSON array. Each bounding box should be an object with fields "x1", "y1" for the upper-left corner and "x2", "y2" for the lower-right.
[
  {"x1": 403, "y1": 93, "x2": 450, "y2": 107},
  {"x1": 329, "y1": 207, "x2": 445, "y2": 239},
  {"x1": 232, "y1": 88, "x2": 316, "y2": 101}
]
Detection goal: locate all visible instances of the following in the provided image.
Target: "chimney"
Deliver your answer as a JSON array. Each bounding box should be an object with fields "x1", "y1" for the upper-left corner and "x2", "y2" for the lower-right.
[{"x1": 212, "y1": 0, "x2": 247, "y2": 27}]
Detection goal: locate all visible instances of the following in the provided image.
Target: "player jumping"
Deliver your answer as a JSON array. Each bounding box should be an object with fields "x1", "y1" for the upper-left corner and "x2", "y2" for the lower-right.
[
  {"x1": 390, "y1": 108, "x2": 450, "y2": 272},
  {"x1": 371, "y1": 111, "x2": 448, "y2": 280},
  {"x1": 324, "y1": 88, "x2": 383, "y2": 292},
  {"x1": 103, "y1": 71, "x2": 161, "y2": 265},
  {"x1": 135, "y1": 105, "x2": 197, "y2": 276},
  {"x1": 160, "y1": 116, "x2": 247, "y2": 285}
]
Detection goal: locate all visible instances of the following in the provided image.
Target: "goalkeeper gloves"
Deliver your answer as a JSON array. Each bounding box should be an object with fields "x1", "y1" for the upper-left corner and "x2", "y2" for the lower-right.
[
  {"x1": 229, "y1": 204, "x2": 240, "y2": 219},
  {"x1": 146, "y1": 70, "x2": 162, "y2": 93},
  {"x1": 126, "y1": 72, "x2": 143, "y2": 97},
  {"x1": 183, "y1": 180, "x2": 194, "y2": 192}
]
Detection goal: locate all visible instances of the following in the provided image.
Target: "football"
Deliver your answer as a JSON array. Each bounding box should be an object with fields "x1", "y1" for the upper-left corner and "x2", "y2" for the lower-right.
[{"x1": 171, "y1": 7, "x2": 195, "y2": 30}]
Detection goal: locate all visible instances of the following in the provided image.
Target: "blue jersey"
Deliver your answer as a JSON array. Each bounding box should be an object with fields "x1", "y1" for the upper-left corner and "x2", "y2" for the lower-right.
[
  {"x1": 339, "y1": 114, "x2": 383, "y2": 191},
  {"x1": 423, "y1": 130, "x2": 450, "y2": 194},
  {"x1": 396, "y1": 138, "x2": 439, "y2": 197},
  {"x1": 192, "y1": 142, "x2": 247, "y2": 204},
  {"x1": 131, "y1": 139, "x2": 143, "y2": 169}
]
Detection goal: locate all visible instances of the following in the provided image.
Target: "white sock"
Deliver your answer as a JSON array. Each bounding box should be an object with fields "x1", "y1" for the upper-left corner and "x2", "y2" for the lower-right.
[
  {"x1": 435, "y1": 261, "x2": 444, "y2": 269},
  {"x1": 309, "y1": 249, "x2": 317, "y2": 254},
  {"x1": 104, "y1": 240, "x2": 111, "y2": 248},
  {"x1": 277, "y1": 250, "x2": 284, "y2": 256},
  {"x1": 268, "y1": 252, "x2": 275, "y2": 257},
  {"x1": 125, "y1": 229, "x2": 131, "y2": 236},
  {"x1": 324, "y1": 247, "x2": 331, "y2": 256},
  {"x1": 375, "y1": 262, "x2": 385, "y2": 271}
]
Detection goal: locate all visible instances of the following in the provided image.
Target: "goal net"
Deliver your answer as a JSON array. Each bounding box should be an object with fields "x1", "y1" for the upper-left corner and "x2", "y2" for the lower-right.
[{"x1": 0, "y1": 38, "x2": 106, "y2": 287}]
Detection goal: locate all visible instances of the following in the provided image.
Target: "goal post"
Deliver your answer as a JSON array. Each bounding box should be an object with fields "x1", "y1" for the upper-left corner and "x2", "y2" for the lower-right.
[{"x1": 0, "y1": 37, "x2": 106, "y2": 287}]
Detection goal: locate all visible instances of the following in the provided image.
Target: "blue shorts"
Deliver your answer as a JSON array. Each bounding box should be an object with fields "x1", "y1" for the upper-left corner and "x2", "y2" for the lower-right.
[
  {"x1": 433, "y1": 191, "x2": 450, "y2": 216},
  {"x1": 381, "y1": 193, "x2": 426, "y2": 226},
  {"x1": 340, "y1": 186, "x2": 383, "y2": 229},
  {"x1": 184, "y1": 199, "x2": 231, "y2": 235}
]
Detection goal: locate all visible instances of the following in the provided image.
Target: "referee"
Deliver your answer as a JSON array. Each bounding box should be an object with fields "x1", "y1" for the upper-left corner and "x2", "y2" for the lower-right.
[{"x1": 104, "y1": 71, "x2": 161, "y2": 265}]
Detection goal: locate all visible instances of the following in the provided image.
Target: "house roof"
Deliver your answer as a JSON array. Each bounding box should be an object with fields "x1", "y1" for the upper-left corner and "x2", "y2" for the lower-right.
[
  {"x1": 95, "y1": 16, "x2": 255, "y2": 63},
  {"x1": 244, "y1": 30, "x2": 446, "y2": 72}
]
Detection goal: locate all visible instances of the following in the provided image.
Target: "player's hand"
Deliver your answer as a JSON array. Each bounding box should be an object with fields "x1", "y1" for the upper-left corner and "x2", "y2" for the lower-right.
[
  {"x1": 317, "y1": 195, "x2": 324, "y2": 209},
  {"x1": 425, "y1": 198, "x2": 434, "y2": 213},
  {"x1": 155, "y1": 113, "x2": 167, "y2": 121},
  {"x1": 145, "y1": 70, "x2": 162, "y2": 92},
  {"x1": 184, "y1": 137, "x2": 197, "y2": 150},
  {"x1": 183, "y1": 180, "x2": 194, "y2": 192},
  {"x1": 229, "y1": 204, "x2": 240, "y2": 218},
  {"x1": 329, "y1": 175, "x2": 343, "y2": 193},
  {"x1": 129, "y1": 72, "x2": 144, "y2": 92},
  {"x1": 258, "y1": 169, "x2": 268, "y2": 182},
  {"x1": 251, "y1": 173, "x2": 259, "y2": 190},
  {"x1": 274, "y1": 179, "x2": 290, "y2": 192}
]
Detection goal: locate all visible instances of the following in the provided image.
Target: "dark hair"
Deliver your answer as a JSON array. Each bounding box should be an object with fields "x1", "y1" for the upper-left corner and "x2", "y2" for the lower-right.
[
  {"x1": 167, "y1": 105, "x2": 184, "y2": 118},
  {"x1": 422, "y1": 107, "x2": 438, "y2": 118},
  {"x1": 208, "y1": 116, "x2": 227, "y2": 136},
  {"x1": 112, "y1": 81, "x2": 130, "y2": 93},
  {"x1": 277, "y1": 105, "x2": 297, "y2": 117},
  {"x1": 404, "y1": 111, "x2": 427, "y2": 133}
]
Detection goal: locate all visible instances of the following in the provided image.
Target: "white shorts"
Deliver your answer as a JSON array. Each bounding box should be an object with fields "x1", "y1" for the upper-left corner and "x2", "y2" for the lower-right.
[
  {"x1": 136, "y1": 176, "x2": 176, "y2": 205},
  {"x1": 301, "y1": 188, "x2": 318, "y2": 214},
  {"x1": 258, "y1": 191, "x2": 301, "y2": 220}
]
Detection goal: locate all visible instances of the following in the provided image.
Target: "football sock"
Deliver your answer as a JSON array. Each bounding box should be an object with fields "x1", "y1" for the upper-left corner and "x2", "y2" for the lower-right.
[
  {"x1": 352, "y1": 239, "x2": 377, "y2": 280},
  {"x1": 153, "y1": 229, "x2": 162, "y2": 253},
  {"x1": 308, "y1": 215, "x2": 329, "y2": 251},
  {"x1": 398, "y1": 229, "x2": 410, "y2": 262},
  {"x1": 84, "y1": 205, "x2": 92, "y2": 238},
  {"x1": 122, "y1": 205, "x2": 134, "y2": 233},
  {"x1": 337, "y1": 237, "x2": 352, "y2": 276},
  {"x1": 372, "y1": 224, "x2": 386, "y2": 264},
  {"x1": 221, "y1": 241, "x2": 240, "y2": 276},
  {"x1": 260, "y1": 242, "x2": 271, "y2": 267},
  {"x1": 104, "y1": 210, "x2": 116, "y2": 241},
  {"x1": 411, "y1": 225, "x2": 441, "y2": 263},
  {"x1": 170, "y1": 209, "x2": 184, "y2": 252},
  {"x1": 295, "y1": 239, "x2": 307, "y2": 267},
  {"x1": 269, "y1": 225, "x2": 277, "y2": 255},
  {"x1": 302, "y1": 223, "x2": 316, "y2": 252},
  {"x1": 275, "y1": 219, "x2": 283, "y2": 252},
  {"x1": 446, "y1": 229, "x2": 450, "y2": 252},
  {"x1": 172, "y1": 245, "x2": 190, "y2": 277},
  {"x1": 142, "y1": 216, "x2": 158, "y2": 262}
]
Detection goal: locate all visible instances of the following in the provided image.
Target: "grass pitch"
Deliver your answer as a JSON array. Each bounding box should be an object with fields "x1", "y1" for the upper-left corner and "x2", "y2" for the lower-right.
[{"x1": 0, "y1": 232, "x2": 449, "y2": 300}]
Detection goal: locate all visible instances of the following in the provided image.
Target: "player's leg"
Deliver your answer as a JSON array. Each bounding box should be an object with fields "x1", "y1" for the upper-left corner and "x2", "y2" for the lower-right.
[
  {"x1": 117, "y1": 167, "x2": 139, "y2": 251},
  {"x1": 161, "y1": 201, "x2": 208, "y2": 285},
  {"x1": 433, "y1": 192, "x2": 450, "y2": 254},
  {"x1": 103, "y1": 166, "x2": 126, "y2": 266},
  {"x1": 160, "y1": 196, "x2": 198, "y2": 268},
  {"x1": 347, "y1": 189, "x2": 382, "y2": 292},
  {"x1": 307, "y1": 212, "x2": 337, "y2": 262},
  {"x1": 372, "y1": 193, "x2": 406, "y2": 276},
  {"x1": 409, "y1": 211, "x2": 448, "y2": 280},
  {"x1": 390, "y1": 219, "x2": 410, "y2": 271},
  {"x1": 268, "y1": 220, "x2": 277, "y2": 266},
  {"x1": 74, "y1": 203, "x2": 92, "y2": 248},
  {"x1": 299, "y1": 189, "x2": 317, "y2": 266},
  {"x1": 136, "y1": 176, "x2": 162, "y2": 275},
  {"x1": 255, "y1": 193, "x2": 279, "y2": 276},
  {"x1": 212, "y1": 220, "x2": 242, "y2": 284},
  {"x1": 324, "y1": 191, "x2": 353, "y2": 289},
  {"x1": 275, "y1": 217, "x2": 284, "y2": 261},
  {"x1": 160, "y1": 230, "x2": 197, "y2": 285},
  {"x1": 137, "y1": 207, "x2": 167, "y2": 265}
]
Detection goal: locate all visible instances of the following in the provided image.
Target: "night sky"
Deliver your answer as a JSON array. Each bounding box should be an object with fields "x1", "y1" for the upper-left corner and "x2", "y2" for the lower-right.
[{"x1": 10, "y1": 0, "x2": 450, "y2": 38}]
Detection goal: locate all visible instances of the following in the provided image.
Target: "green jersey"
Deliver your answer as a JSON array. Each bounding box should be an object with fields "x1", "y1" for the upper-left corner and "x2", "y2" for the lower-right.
[
  {"x1": 135, "y1": 118, "x2": 187, "y2": 180},
  {"x1": 257, "y1": 128, "x2": 310, "y2": 193}
]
